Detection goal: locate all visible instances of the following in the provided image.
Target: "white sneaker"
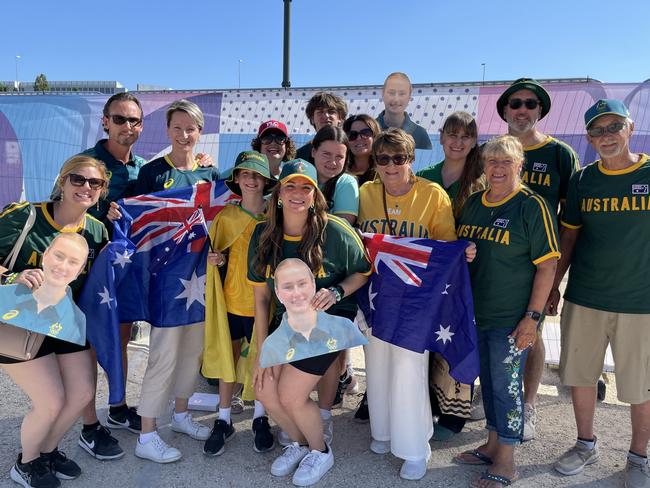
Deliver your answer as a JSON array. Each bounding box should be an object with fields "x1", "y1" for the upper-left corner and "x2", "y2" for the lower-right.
[
  {"x1": 171, "y1": 413, "x2": 211, "y2": 441},
  {"x1": 292, "y1": 446, "x2": 334, "y2": 486},
  {"x1": 277, "y1": 430, "x2": 292, "y2": 447},
  {"x1": 370, "y1": 439, "x2": 391, "y2": 454},
  {"x1": 522, "y1": 403, "x2": 536, "y2": 441},
  {"x1": 135, "y1": 433, "x2": 182, "y2": 463},
  {"x1": 400, "y1": 458, "x2": 427, "y2": 480},
  {"x1": 271, "y1": 442, "x2": 310, "y2": 477},
  {"x1": 322, "y1": 418, "x2": 333, "y2": 445}
]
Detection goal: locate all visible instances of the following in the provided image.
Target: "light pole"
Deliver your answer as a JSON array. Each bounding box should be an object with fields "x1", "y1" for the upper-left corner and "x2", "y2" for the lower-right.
[
  {"x1": 238, "y1": 59, "x2": 243, "y2": 89},
  {"x1": 481, "y1": 63, "x2": 486, "y2": 85},
  {"x1": 15, "y1": 55, "x2": 20, "y2": 91}
]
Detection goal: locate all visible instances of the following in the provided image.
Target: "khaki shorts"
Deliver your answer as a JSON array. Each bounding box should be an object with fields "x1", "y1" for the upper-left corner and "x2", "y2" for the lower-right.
[{"x1": 560, "y1": 301, "x2": 650, "y2": 405}]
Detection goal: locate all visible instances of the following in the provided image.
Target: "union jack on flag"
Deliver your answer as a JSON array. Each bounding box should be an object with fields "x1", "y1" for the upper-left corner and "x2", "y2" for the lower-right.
[
  {"x1": 171, "y1": 207, "x2": 208, "y2": 245},
  {"x1": 358, "y1": 233, "x2": 479, "y2": 384}
]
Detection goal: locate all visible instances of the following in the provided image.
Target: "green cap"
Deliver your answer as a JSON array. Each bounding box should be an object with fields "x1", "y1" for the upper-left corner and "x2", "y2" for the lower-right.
[
  {"x1": 584, "y1": 99, "x2": 630, "y2": 128},
  {"x1": 496, "y1": 78, "x2": 551, "y2": 121},
  {"x1": 226, "y1": 150, "x2": 277, "y2": 196},
  {"x1": 278, "y1": 159, "x2": 318, "y2": 187}
]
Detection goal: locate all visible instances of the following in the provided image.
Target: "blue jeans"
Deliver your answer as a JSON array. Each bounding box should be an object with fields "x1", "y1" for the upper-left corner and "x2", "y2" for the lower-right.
[{"x1": 477, "y1": 327, "x2": 529, "y2": 445}]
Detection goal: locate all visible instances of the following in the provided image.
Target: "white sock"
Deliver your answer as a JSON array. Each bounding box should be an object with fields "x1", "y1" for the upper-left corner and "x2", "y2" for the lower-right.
[
  {"x1": 320, "y1": 408, "x2": 332, "y2": 421},
  {"x1": 173, "y1": 410, "x2": 189, "y2": 423},
  {"x1": 577, "y1": 437, "x2": 596, "y2": 450},
  {"x1": 219, "y1": 407, "x2": 231, "y2": 424},
  {"x1": 139, "y1": 431, "x2": 157, "y2": 444},
  {"x1": 253, "y1": 400, "x2": 266, "y2": 420}
]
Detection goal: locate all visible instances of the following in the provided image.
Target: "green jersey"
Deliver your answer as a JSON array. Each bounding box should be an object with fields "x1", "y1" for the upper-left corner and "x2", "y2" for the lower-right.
[
  {"x1": 79, "y1": 139, "x2": 147, "y2": 222},
  {"x1": 0, "y1": 201, "x2": 108, "y2": 297},
  {"x1": 457, "y1": 186, "x2": 560, "y2": 330},
  {"x1": 134, "y1": 155, "x2": 219, "y2": 194},
  {"x1": 417, "y1": 161, "x2": 460, "y2": 204},
  {"x1": 247, "y1": 214, "x2": 372, "y2": 317},
  {"x1": 562, "y1": 154, "x2": 650, "y2": 313},
  {"x1": 521, "y1": 136, "x2": 580, "y2": 214}
]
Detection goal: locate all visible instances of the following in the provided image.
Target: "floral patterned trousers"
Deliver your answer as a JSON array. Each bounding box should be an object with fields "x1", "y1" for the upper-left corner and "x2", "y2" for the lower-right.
[{"x1": 477, "y1": 327, "x2": 529, "y2": 445}]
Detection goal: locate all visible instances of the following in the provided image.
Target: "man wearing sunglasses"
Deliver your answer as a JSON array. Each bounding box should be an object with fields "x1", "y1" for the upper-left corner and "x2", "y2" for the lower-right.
[
  {"x1": 496, "y1": 78, "x2": 581, "y2": 442},
  {"x1": 296, "y1": 92, "x2": 348, "y2": 164},
  {"x1": 546, "y1": 99, "x2": 650, "y2": 487}
]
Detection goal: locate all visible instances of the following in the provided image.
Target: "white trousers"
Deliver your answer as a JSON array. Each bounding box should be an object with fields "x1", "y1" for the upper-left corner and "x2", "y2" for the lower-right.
[
  {"x1": 366, "y1": 334, "x2": 433, "y2": 461},
  {"x1": 138, "y1": 322, "x2": 204, "y2": 418}
]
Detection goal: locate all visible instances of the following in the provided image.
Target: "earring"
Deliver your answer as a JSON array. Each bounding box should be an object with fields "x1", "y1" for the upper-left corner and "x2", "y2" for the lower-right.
[
  {"x1": 309, "y1": 203, "x2": 315, "y2": 212},
  {"x1": 96, "y1": 200, "x2": 100, "y2": 211},
  {"x1": 277, "y1": 199, "x2": 283, "y2": 209}
]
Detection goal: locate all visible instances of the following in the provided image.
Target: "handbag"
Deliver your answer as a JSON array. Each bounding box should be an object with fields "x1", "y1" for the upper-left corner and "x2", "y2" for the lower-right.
[{"x1": 0, "y1": 204, "x2": 46, "y2": 360}]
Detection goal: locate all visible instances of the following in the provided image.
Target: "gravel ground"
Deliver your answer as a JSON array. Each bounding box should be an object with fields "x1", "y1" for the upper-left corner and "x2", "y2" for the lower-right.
[{"x1": 0, "y1": 339, "x2": 632, "y2": 488}]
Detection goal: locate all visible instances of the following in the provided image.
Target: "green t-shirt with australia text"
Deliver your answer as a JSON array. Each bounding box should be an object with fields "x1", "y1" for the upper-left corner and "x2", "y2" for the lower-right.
[
  {"x1": 562, "y1": 154, "x2": 650, "y2": 313},
  {"x1": 457, "y1": 186, "x2": 560, "y2": 329}
]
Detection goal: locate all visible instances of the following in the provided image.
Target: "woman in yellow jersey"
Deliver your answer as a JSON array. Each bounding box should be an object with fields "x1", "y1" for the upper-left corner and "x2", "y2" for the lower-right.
[
  {"x1": 248, "y1": 160, "x2": 371, "y2": 486},
  {"x1": 0, "y1": 155, "x2": 110, "y2": 487},
  {"x1": 202, "y1": 151, "x2": 277, "y2": 456},
  {"x1": 357, "y1": 128, "x2": 476, "y2": 481},
  {"x1": 454, "y1": 136, "x2": 558, "y2": 488}
]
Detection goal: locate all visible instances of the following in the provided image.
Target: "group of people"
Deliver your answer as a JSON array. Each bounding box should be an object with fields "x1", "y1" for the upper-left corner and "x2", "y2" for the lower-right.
[{"x1": 0, "y1": 72, "x2": 647, "y2": 488}]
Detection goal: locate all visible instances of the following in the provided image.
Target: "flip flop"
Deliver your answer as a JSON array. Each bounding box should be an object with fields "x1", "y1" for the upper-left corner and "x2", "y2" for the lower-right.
[
  {"x1": 453, "y1": 449, "x2": 493, "y2": 465},
  {"x1": 470, "y1": 470, "x2": 516, "y2": 487}
]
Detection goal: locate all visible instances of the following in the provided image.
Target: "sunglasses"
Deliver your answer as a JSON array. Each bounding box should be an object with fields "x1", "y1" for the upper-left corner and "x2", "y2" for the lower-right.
[
  {"x1": 587, "y1": 121, "x2": 627, "y2": 138},
  {"x1": 260, "y1": 133, "x2": 287, "y2": 145},
  {"x1": 376, "y1": 154, "x2": 410, "y2": 166},
  {"x1": 508, "y1": 98, "x2": 541, "y2": 110},
  {"x1": 67, "y1": 173, "x2": 106, "y2": 190},
  {"x1": 106, "y1": 114, "x2": 143, "y2": 127},
  {"x1": 347, "y1": 128, "x2": 373, "y2": 141}
]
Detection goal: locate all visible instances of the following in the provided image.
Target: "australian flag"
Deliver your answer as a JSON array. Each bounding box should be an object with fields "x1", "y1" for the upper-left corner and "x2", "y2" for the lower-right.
[
  {"x1": 78, "y1": 180, "x2": 234, "y2": 404},
  {"x1": 357, "y1": 233, "x2": 479, "y2": 384}
]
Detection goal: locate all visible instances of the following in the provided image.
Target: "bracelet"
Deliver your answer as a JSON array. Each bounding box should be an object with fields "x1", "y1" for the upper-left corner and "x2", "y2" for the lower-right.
[
  {"x1": 328, "y1": 285, "x2": 344, "y2": 303},
  {"x1": 2, "y1": 272, "x2": 18, "y2": 285}
]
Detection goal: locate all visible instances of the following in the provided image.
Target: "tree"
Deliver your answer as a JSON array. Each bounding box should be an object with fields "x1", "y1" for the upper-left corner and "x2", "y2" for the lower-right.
[
  {"x1": 34, "y1": 73, "x2": 49, "y2": 92},
  {"x1": 0, "y1": 83, "x2": 8, "y2": 92}
]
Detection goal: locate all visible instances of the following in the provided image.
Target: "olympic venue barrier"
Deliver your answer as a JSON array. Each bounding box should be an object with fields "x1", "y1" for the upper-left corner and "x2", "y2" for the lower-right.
[{"x1": 1, "y1": 80, "x2": 649, "y2": 208}]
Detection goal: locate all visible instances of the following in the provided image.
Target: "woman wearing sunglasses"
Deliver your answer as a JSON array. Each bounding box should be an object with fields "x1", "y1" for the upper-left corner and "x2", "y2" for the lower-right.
[
  {"x1": 357, "y1": 128, "x2": 476, "y2": 481},
  {"x1": 108, "y1": 99, "x2": 219, "y2": 463},
  {"x1": 343, "y1": 114, "x2": 381, "y2": 187},
  {"x1": 0, "y1": 155, "x2": 110, "y2": 488},
  {"x1": 251, "y1": 120, "x2": 297, "y2": 178}
]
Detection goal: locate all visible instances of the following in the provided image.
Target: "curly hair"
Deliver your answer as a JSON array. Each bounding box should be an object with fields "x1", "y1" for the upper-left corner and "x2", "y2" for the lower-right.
[
  {"x1": 254, "y1": 183, "x2": 330, "y2": 277},
  {"x1": 250, "y1": 134, "x2": 297, "y2": 161},
  {"x1": 305, "y1": 92, "x2": 348, "y2": 129}
]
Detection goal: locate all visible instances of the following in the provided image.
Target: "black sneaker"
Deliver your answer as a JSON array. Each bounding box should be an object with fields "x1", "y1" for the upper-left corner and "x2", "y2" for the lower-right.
[
  {"x1": 78, "y1": 425, "x2": 125, "y2": 460},
  {"x1": 107, "y1": 406, "x2": 141, "y2": 433},
  {"x1": 332, "y1": 372, "x2": 352, "y2": 409},
  {"x1": 252, "y1": 416, "x2": 275, "y2": 453},
  {"x1": 354, "y1": 392, "x2": 369, "y2": 423},
  {"x1": 203, "y1": 419, "x2": 235, "y2": 456},
  {"x1": 40, "y1": 449, "x2": 81, "y2": 480},
  {"x1": 10, "y1": 454, "x2": 60, "y2": 488}
]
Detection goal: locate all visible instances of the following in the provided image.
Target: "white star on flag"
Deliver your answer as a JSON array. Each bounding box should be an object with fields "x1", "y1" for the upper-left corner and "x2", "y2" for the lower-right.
[
  {"x1": 175, "y1": 271, "x2": 206, "y2": 310},
  {"x1": 435, "y1": 324, "x2": 455, "y2": 345},
  {"x1": 188, "y1": 231, "x2": 196, "y2": 239},
  {"x1": 441, "y1": 283, "x2": 451, "y2": 295},
  {"x1": 369, "y1": 281, "x2": 378, "y2": 311},
  {"x1": 112, "y1": 249, "x2": 133, "y2": 269},
  {"x1": 98, "y1": 286, "x2": 115, "y2": 309}
]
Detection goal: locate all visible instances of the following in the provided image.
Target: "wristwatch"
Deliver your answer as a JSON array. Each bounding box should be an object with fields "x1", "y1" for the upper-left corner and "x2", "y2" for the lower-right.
[
  {"x1": 525, "y1": 310, "x2": 542, "y2": 323},
  {"x1": 328, "y1": 285, "x2": 344, "y2": 303}
]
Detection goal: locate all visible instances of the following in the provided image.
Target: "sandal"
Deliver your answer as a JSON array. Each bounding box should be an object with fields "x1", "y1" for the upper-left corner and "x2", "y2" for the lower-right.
[
  {"x1": 453, "y1": 449, "x2": 493, "y2": 466},
  {"x1": 470, "y1": 470, "x2": 517, "y2": 487}
]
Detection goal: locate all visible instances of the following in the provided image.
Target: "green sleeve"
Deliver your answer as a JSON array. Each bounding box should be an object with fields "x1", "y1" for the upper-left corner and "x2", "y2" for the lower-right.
[
  {"x1": 335, "y1": 218, "x2": 371, "y2": 275},
  {"x1": 246, "y1": 222, "x2": 266, "y2": 283},
  {"x1": 133, "y1": 164, "x2": 154, "y2": 196},
  {"x1": 0, "y1": 203, "x2": 31, "y2": 261},
  {"x1": 561, "y1": 171, "x2": 583, "y2": 229},
  {"x1": 524, "y1": 195, "x2": 560, "y2": 264},
  {"x1": 558, "y1": 143, "x2": 580, "y2": 202}
]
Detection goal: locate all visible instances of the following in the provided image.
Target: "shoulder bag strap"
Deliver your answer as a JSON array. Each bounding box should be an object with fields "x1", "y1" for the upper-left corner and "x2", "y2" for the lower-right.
[{"x1": 2, "y1": 203, "x2": 36, "y2": 271}]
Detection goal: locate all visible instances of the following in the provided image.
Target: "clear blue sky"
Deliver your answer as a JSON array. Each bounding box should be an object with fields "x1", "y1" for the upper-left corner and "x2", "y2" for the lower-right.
[{"x1": 2, "y1": 0, "x2": 649, "y2": 90}]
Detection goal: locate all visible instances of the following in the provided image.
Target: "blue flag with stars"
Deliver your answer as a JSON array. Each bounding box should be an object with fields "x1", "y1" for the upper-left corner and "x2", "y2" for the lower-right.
[
  {"x1": 357, "y1": 233, "x2": 479, "y2": 385},
  {"x1": 78, "y1": 181, "x2": 234, "y2": 404}
]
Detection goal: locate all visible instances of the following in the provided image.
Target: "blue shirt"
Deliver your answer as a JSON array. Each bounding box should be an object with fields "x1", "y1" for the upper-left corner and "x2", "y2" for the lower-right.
[
  {"x1": 259, "y1": 311, "x2": 367, "y2": 367},
  {"x1": 376, "y1": 110, "x2": 432, "y2": 150}
]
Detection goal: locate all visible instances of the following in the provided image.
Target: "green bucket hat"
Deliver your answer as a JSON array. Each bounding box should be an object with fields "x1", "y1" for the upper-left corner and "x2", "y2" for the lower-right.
[
  {"x1": 496, "y1": 78, "x2": 551, "y2": 121},
  {"x1": 226, "y1": 150, "x2": 277, "y2": 196},
  {"x1": 278, "y1": 159, "x2": 318, "y2": 187}
]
